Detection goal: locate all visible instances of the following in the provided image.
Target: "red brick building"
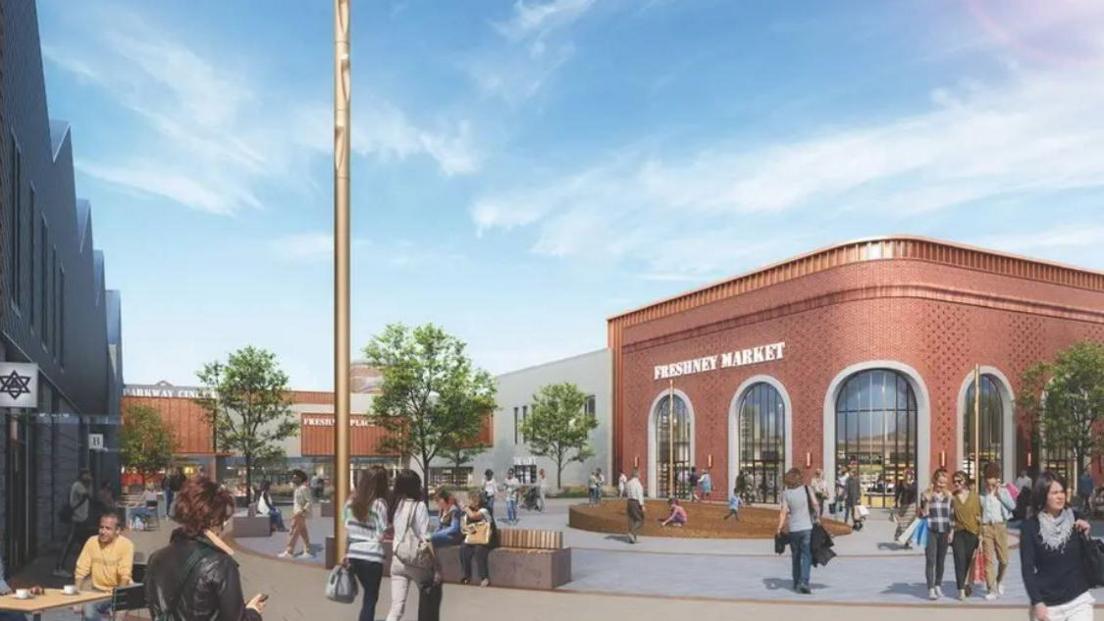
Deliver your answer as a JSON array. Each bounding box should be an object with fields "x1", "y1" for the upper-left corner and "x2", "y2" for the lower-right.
[{"x1": 608, "y1": 236, "x2": 1104, "y2": 501}]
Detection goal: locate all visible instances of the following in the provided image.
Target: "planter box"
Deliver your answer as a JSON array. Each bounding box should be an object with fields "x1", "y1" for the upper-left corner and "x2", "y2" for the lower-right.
[{"x1": 231, "y1": 516, "x2": 271, "y2": 538}]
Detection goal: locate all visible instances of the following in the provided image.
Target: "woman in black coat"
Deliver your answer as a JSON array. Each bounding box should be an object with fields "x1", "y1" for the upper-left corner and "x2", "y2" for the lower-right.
[
  {"x1": 146, "y1": 477, "x2": 267, "y2": 620},
  {"x1": 1020, "y1": 471, "x2": 1094, "y2": 621}
]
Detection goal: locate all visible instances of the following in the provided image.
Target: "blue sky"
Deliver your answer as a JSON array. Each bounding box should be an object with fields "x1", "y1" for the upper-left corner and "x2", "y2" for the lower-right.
[{"x1": 35, "y1": 0, "x2": 1104, "y2": 389}]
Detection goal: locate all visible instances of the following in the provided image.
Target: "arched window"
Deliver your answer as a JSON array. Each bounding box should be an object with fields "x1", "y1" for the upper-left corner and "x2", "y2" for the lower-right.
[
  {"x1": 835, "y1": 369, "x2": 917, "y2": 507},
  {"x1": 964, "y1": 374, "x2": 1005, "y2": 483},
  {"x1": 653, "y1": 394, "x2": 691, "y2": 498},
  {"x1": 737, "y1": 382, "x2": 786, "y2": 504}
]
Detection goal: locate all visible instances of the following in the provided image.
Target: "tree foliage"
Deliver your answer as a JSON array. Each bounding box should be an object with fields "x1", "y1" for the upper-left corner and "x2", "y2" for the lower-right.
[
  {"x1": 521, "y1": 382, "x2": 598, "y2": 490},
  {"x1": 1017, "y1": 341, "x2": 1104, "y2": 481},
  {"x1": 195, "y1": 346, "x2": 297, "y2": 503},
  {"x1": 120, "y1": 403, "x2": 177, "y2": 483},
  {"x1": 364, "y1": 324, "x2": 496, "y2": 499}
]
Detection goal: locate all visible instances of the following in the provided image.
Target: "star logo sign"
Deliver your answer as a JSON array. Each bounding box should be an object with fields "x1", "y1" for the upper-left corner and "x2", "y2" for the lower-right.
[{"x1": 0, "y1": 370, "x2": 32, "y2": 400}]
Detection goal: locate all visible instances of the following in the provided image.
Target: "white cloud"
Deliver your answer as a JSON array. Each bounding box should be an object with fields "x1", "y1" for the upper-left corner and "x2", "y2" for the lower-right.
[
  {"x1": 976, "y1": 225, "x2": 1104, "y2": 254},
  {"x1": 45, "y1": 6, "x2": 479, "y2": 215},
  {"x1": 472, "y1": 55, "x2": 1104, "y2": 275},
  {"x1": 493, "y1": 0, "x2": 597, "y2": 41}
]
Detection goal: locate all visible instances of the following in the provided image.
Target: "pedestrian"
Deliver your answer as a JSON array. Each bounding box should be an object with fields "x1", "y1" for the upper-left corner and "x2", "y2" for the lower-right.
[
  {"x1": 587, "y1": 470, "x2": 599, "y2": 505},
  {"x1": 257, "y1": 481, "x2": 286, "y2": 534},
  {"x1": 344, "y1": 466, "x2": 390, "y2": 621},
  {"x1": 1077, "y1": 470, "x2": 1094, "y2": 511},
  {"x1": 54, "y1": 470, "x2": 93, "y2": 578},
  {"x1": 74, "y1": 510, "x2": 134, "y2": 620},
  {"x1": 724, "y1": 486, "x2": 742, "y2": 521},
  {"x1": 776, "y1": 468, "x2": 818, "y2": 594},
  {"x1": 920, "y1": 468, "x2": 953, "y2": 600},
  {"x1": 278, "y1": 470, "x2": 314, "y2": 559},
  {"x1": 1014, "y1": 470, "x2": 1033, "y2": 495},
  {"x1": 596, "y1": 468, "x2": 606, "y2": 503},
  {"x1": 537, "y1": 469, "x2": 547, "y2": 512},
  {"x1": 481, "y1": 470, "x2": 497, "y2": 518},
  {"x1": 893, "y1": 470, "x2": 918, "y2": 548},
  {"x1": 979, "y1": 462, "x2": 1016, "y2": 600},
  {"x1": 1020, "y1": 471, "x2": 1095, "y2": 621},
  {"x1": 431, "y1": 489, "x2": 464, "y2": 548},
  {"x1": 834, "y1": 465, "x2": 849, "y2": 522},
  {"x1": 145, "y1": 477, "x2": 266, "y2": 620},
  {"x1": 386, "y1": 470, "x2": 441, "y2": 621},
  {"x1": 688, "y1": 467, "x2": 700, "y2": 502},
  {"x1": 167, "y1": 467, "x2": 184, "y2": 518},
  {"x1": 460, "y1": 493, "x2": 495, "y2": 586},
  {"x1": 618, "y1": 472, "x2": 627, "y2": 499},
  {"x1": 625, "y1": 469, "x2": 645, "y2": 543},
  {"x1": 950, "y1": 470, "x2": 982, "y2": 600},
  {"x1": 503, "y1": 468, "x2": 521, "y2": 525},
  {"x1": 0, "y1": 549, "x2": 28, "y2": 621},
  {"x1": 845, "y1": 464, "x2": 862, "y2": 528},
  {"x1": 700, "y1": 469, "x2": 713, "y2": 501},
  {"x1": 659, "y1": 498, "x2": 688, "y2": 527},
  {"x1": 810, "y1": 469, "x2": 829, "y2": 518}
]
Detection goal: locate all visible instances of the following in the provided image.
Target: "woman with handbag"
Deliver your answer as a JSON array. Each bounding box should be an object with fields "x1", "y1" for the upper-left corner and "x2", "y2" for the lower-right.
[
  {"x1": 344, "y1": 466, "x2": 390, "y2": 621},
  {"x1": 386, "y1": 470, "x2": 441, "y2": 621},
  {"x1": 1021, "y1": 471, "x2": 1094, "y2": 621},
  {"x1": 460, "y1": 493, "x2": 495, "y2": 586},
  {"x1": 775, "y1": 468, "x2": 818, "y2": 594}
]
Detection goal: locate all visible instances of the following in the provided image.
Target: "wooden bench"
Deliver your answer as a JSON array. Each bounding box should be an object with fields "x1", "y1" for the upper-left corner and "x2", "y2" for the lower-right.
[{"x1": 325, "y1": 528, "x2": 571, "y2": 590}]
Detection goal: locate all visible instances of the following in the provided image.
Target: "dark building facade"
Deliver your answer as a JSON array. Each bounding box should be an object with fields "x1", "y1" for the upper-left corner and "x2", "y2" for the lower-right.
[
  {"x1": 609, "y1": 237, "x2": 1104, "y2": 502},
  {"x1": 1, "y1": 0, "x2": 123, "y2": 572}
]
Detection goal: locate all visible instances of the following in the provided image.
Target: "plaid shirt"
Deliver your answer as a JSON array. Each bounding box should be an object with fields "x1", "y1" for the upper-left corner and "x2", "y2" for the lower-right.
[{"x1": 925, "y1": 491, "x2": 952, "y2": 534}]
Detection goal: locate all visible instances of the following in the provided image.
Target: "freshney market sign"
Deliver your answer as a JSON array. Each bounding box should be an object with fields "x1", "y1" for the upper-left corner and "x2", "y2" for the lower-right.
[{"x1": 653, "y1": 341, "x2": 786, "y2": 380}]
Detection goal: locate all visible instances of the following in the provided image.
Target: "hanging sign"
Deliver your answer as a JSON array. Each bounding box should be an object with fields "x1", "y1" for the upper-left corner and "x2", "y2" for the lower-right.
[{"x1": 0, "y1": 362, "x2": 38, "y2": 408}]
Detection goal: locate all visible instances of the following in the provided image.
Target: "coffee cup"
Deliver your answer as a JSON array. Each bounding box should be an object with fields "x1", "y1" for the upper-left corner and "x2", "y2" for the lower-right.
[
  {"x1": 13, "y1": 588, "x2": 29, "y2": 599},
  {"x1": 63, "y1": 584, "x2": 79, "y2": 595}
]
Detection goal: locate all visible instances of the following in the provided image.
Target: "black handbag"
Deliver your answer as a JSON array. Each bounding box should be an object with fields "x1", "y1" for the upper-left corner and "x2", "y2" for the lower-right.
[
  {"x1": 1080, "y1": 532, "x2": 1104, "y2": 587},
  {"x1": 774, "y1": 532, "x2": 787, "y2": 555}
]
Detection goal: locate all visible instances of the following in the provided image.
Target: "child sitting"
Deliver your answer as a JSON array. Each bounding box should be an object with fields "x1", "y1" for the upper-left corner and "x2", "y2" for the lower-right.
[
  {"x1": 659, "y1": 498, "x2": 688, "y2": 527},
  {"x1": 724, "y1": 487, "x2": 742, "y2": 521}
]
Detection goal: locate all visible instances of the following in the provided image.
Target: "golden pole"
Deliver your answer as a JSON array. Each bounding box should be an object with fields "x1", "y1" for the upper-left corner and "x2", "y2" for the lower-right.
[
  {"x1": 974, "y1": 364, "x2": 981, "y2": 491},
  {"x1": 668, "y1": 379, "x2": 674, "y2": 498},
  {"x1": 333, "y1": 0, "x2": 352, "y2": 562}
]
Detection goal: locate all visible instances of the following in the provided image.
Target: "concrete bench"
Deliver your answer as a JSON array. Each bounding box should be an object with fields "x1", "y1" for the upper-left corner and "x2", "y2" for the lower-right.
[
  {"x1": 231, "y1": 515, "x2": 272, "y2": 538},
  {"x1": 325, "y1": 528, "x2": 571, "y2": 590}
]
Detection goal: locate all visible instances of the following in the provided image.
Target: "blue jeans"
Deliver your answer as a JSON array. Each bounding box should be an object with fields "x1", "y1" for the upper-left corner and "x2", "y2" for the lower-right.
[
  {"x1": 506, "y1": 499, "x2": 518, "y2": 523},
  {"x1": 269, "y1": 509, "x2": 286, "y2": 532},
  {"x1": 789, "y1": 530, "x2": 812, "y2": 590},
  {"x1": 349, "y1": 559, "x2": 383, "y2": 621},
  {"x1": 83, "y1": 599, "x2": 113, "y2": 620}
]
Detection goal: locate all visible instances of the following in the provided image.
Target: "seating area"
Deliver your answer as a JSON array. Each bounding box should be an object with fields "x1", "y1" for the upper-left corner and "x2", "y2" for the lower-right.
[{"x1": 324, "y1": 527, "x2": 572, "y2": 590}]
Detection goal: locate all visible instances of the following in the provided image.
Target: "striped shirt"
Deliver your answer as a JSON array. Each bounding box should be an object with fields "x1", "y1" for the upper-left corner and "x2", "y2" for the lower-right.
[
  {"x1": 925, "y1": 491, "x2": 952, "y2": 534},
  {"x1": 344, "y1": 498, "x2": 389, "y2": 563}
]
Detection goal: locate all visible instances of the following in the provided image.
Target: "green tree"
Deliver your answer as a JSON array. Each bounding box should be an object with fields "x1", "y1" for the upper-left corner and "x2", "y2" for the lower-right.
[
  {"x1": 120, "y1": 403, "x2": 177, "y2": 485},
  {"x1": 364, "y1": 324, "x2": 497, "y2": 500},
  {"x1": 195, "y1": 346, "x2": 298, "y2": 504},
  {"x1": 253, "y1": 445, "x2": 289, "y2": 482},
  {"x1": 1017, "y1": 341, "x2": 1104, "y2": 485},
  {"x1": 521, "y1": 382, "x2": 599, "y2": 490}
]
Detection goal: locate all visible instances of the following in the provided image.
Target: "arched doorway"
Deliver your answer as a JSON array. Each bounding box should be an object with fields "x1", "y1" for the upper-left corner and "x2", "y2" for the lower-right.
[
  {"x1": 648, "y1": 392, "x2": 693, "y2": 498},
  {"x1": 835, "y1": 369, "x2": 918, "y2": 508},
  {"x1": 736, "y1": 382, "x2": 786, "y2": 504},
  {"x1": 962, "y1": 373, "x2": 1007, "y2": 483}
]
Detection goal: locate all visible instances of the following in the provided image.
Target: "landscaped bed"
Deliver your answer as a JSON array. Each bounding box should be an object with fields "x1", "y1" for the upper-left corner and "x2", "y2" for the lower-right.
[{"x1": 569, "y1": 500, "x2": 852, "y2": 539}]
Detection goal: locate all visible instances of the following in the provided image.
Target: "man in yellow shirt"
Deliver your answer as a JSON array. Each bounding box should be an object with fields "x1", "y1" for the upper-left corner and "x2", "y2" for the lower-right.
[{"x1": 73, "y1": 511, "x2": 134, "y2": 620}]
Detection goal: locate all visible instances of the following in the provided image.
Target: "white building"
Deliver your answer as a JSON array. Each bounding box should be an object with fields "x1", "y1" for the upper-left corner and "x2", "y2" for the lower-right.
[{"x1": 430, "y1": 349, "x2": 611, "y2": 490}]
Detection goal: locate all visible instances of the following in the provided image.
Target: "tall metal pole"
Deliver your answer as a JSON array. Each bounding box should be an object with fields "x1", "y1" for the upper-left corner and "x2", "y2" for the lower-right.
[
  {"x1": 974, "y1": 364, "x2": 981, "y2": 492},
  {"x1": 333, "y1": 0, "x2": 352, "y2": 562},
  {"x1": 668, "y1": 379, "x2": 674, "y2": 498}
]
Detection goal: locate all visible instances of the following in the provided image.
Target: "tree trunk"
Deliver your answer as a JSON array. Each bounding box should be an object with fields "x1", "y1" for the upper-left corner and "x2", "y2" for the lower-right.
[
  {"x1": 556, "y1": 453, "x2": 564, "y2": 491},
  {"x1": 245, "y1": 454, "x2": 254, "y2": 509}
]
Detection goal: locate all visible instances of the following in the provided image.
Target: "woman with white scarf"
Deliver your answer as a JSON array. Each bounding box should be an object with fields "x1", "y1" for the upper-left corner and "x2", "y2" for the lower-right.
[{"x1": 1020, "y1": 471, "x2": 1094, "y2": 621}]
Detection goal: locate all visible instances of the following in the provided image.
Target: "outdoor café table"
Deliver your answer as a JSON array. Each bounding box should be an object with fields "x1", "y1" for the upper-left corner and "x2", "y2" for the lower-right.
[{"x1": 0, "y1": 588, "x2": 112, "y2": 621}]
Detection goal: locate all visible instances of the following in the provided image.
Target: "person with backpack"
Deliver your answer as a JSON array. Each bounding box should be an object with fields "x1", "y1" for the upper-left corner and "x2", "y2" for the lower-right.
[
  {"x1": 145, "y1": 477, "x2": 266, "y2": 620},
  {"x1": 386, "y1": 470, "x2": 441, "y2": 621},
  {"x1": 54, "y1": 470, "x2": 93, "y2": 578},
  {"x1": 344, "y1": 466, "x2": 390, "y2": 621},
  {"x1": 776, "y1": 468, "x2": 819, "y2": 594},
  {"x1": 460, "y1": 493, "x2": 495, "y2": 586}
]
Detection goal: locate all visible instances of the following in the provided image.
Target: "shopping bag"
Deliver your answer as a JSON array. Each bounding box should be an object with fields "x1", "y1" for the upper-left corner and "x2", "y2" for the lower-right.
[
  {"x1": 912, "y1": 518, "x2": 929, "y2": 549},
  {"x1": 972, "y1": 548, "x2": 987, "y2": 584},
  {"x1": 895, "y1": 518, "x2": 920, "y2": 545},
  {"x1": 856, "y1": 504, "x2": 870, "y2": 518},
  {"x1": 1005, "y1": 483, "x2": 1020, "y2": 501},
  {"x1": 325, "y1": 564, "x2": 359, "y2": 604}
]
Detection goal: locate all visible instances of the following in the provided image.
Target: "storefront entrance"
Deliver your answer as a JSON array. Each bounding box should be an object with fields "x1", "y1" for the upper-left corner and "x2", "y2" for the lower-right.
[{"x1": 4, "y1": 413, "x2": 36, "y2": 573}]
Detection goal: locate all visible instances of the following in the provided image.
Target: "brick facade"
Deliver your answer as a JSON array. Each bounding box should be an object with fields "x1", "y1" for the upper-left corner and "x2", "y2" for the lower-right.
[{"x1": 609, "y1": 237, "x2": 1104, "y2": 496}]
